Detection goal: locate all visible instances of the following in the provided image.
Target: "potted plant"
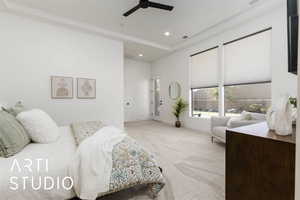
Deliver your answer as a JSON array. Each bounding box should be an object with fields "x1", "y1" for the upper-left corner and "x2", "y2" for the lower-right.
[
  {"x1": 289, "y1": 97, "x2": 297, "y2": 108},
  {"x1": 289, "y1": 97, "x2": 297, "y2": 126},
  {"x1": 172, "y1": 98, "x2": 188, "y2": 128}
]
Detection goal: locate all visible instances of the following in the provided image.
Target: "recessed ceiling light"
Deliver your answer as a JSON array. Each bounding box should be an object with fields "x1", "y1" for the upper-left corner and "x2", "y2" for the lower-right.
[
  {"x1": 164, "y1": 32, "x2": 171, "y2": 36},
  {"x1": 139, "y1": 54, "x2": 143, "y2": 57}
]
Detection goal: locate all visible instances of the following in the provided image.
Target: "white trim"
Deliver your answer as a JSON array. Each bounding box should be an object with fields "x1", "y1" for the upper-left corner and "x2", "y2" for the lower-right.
[
  {"x1": 188, "y1": 56, "x2": 193, "y2": 117},
  {"x1": 1, "y1": 0, "x2": 171, "y2": 51},
  {"x1": 1, "y1": 0, "x2": 285, "y2": 55},
  {"x1": 172, "y1": 0, "x2": 284, "y2": 51},
  {"x1": 218, "y1": 45, "x2": 225, "y2": 117},
  {"x1": 190, "y1": 116, "x2": 212, "y2": 120},
  {"x1": 296, "y1": 1, "x2": 300, "y2": 198}
]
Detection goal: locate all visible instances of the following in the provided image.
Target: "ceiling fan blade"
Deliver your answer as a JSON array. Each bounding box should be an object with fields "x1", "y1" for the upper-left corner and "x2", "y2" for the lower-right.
[
  {"x1": 148, "y1": 1, "x2": 174, "y2": 11},
  {"x1": 123, "y1": 5, "x2": 141, "y2": 17}
]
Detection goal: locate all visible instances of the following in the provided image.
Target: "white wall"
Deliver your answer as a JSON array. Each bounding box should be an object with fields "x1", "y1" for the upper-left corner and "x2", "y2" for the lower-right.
[
  {"x1": 0, "y1": 12, "x2": 124, "y2": 128},
  {"x1": 296, "y1": 60, "x2": 299, "y2": 199},
  {"x1": 151, "y1": 4, "x2": 298, "y2": 133},
  {"x1": 124, "y1": 58, "x2": 151, "y2": 122},
  {"x1": 296, "y1": 2, "x2": 300, "y2": 198}
]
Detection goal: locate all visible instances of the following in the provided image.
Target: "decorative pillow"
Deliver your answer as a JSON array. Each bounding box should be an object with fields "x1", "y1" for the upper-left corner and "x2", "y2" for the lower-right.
[
  {"x1": 241, "y1": 111, "x2": 266, "y2": 121},
  {"x1": 244, "y1": 113, "x2": 253, "y2": 120},
  {"x1": 7, "y1": 101, "x2": 26, "y2": 117},
  {"x1": 16, "y1": 109, "x2": 60, "y2": 143},
  {"x1": 227, "y1": 116, "x2": 243, "y2": 128},
  {"x1": 0, "y1": 102, "x2": 8, "y2": 111},
  {"x1": 0, "y1": 111, "x2": 30, "y2": 158},
  {"x1": 71, "y1": 121, "x2": 106, "y2": 145}
]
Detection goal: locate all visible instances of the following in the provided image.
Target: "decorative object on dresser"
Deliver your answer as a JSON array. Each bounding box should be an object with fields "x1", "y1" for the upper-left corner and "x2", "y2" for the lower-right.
[
  {"x1": 51, "y1": 76, "x2": 73, "y2": 99},
  {"x1": 172, "y1": 98, "x2": 188, "y2": 128},
  {"x1": 77, "y1": 78, "x2": 96, "y2": 99},
  {"x1": 226, "y1": 122, "x2": 295, "y2": 200},
  {"x1": 211, "y1": 111, "x2": 266, "y2": 143},
  {"x1": 289, "y1": 97, "x2": 297, "y2": 126},
  {"x1": 266, "y1": 95, "x2": 295, "y2": 135}
]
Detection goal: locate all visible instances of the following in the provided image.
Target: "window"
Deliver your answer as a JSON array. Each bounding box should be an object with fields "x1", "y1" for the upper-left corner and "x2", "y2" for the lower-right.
[
  {"x1": 190, "y1": 28, "x2": 272, "y2": 118},
  {"x1": 191, "y1": 87, "x2": 219, "y2": 117},
  {"x1": 190, "y1": 47, "x2": 219, "y2": 117},
  {"x1": 190, "y1": 47, "x2": 219, "y2": 88},
  {"x1": 223, "y1": 29, "x2": 272, "y2": 116},
  {"x1": 224, "y1": 29, "x2": 271, "y2": 85},
  {"x1": 224, "y1": 82, "x2": 271, "y2": 116}
]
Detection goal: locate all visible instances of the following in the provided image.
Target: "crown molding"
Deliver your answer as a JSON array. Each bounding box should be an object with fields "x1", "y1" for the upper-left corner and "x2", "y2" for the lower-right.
[
  {"x1": 2, "y1": 0, "x2": 171, "y2": 51},
  {"x1": 0, "y1": 0, "x2": 7, "y2": 10},
  {"x1": 172, "y1": 0, "x2": 285, "y2": 51},
  {"x1": 1, "y1": 0, "x2": 286, "y2": 59}
]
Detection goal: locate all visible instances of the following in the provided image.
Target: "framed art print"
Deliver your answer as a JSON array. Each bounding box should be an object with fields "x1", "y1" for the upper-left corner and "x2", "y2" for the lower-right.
[
  {"x1": 77, "y1": 78, "x2": 96, "y2": 99},
  {"x1": 51, "y1": 76, "x2": 73, "y2": 99}
]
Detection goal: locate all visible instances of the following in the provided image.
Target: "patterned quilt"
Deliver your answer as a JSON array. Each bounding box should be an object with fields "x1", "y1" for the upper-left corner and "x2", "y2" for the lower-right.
[{"x1": 70, "y1": 121, "x2": 165, "y2": 198}]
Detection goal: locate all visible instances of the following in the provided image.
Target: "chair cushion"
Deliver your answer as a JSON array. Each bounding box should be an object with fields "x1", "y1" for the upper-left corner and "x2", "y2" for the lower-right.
[
  {"x1": 226, "y1": 111, "x2": 266, "y2": 128},
  {"x1": 242, "y1": 111, "x2": 266, "y2": 121},
  {"x1": 0, "y1": 111, "x2": 30, "y2": 158},
  {"x1": 212, "y1": 126, "x2": 227, "y2": 140},
  {"x1": 228, "y1": 119, "x2": 263, "y2": 128}
]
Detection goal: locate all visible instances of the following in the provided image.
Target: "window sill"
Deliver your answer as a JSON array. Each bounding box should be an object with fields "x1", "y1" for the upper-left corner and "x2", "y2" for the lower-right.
[{"x1": 190, "y1": 116, "x2": 212, "y2": 119}]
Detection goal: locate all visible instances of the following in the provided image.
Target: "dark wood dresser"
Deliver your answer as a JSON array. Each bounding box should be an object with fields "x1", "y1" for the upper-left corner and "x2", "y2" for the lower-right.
[{"x1": 226, "y1": 122, "x2": 296, "y2": 200}]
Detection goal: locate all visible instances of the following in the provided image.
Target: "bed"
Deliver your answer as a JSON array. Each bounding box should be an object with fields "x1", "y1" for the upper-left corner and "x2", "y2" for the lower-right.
[
  {"x1": 0, "y1": 124, "x2": 165, "y2": 200},
  {"x1": 0, "y1": 126, "x2": 77, "y2": 200}
]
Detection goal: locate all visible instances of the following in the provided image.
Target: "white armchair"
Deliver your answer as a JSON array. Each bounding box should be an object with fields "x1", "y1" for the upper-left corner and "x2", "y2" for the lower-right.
[{"x1": 211, "y1": 111, "x2": 266, "y2": 143}]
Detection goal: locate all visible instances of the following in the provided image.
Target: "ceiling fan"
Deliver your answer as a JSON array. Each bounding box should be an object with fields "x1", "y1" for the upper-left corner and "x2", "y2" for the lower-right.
[{"x1": 123, "y1": 0, "x2": 174, "y2": 17}]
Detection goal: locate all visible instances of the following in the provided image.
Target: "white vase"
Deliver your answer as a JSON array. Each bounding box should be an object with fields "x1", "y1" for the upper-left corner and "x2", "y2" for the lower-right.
[
  {"x1": 266, "y1": 109, "x2": 276, "y2": 130},
  {"x1": 267, "y1": 96, "x2": 293, "y2": 136}
]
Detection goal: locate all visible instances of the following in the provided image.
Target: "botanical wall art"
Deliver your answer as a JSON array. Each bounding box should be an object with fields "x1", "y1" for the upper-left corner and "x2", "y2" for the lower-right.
[
  {"x1": 77, "y1": 78, "x2": 96, "y2": 99},
  {"x1": 51, "y1": 76, "x2": 73, "y2": 99}
]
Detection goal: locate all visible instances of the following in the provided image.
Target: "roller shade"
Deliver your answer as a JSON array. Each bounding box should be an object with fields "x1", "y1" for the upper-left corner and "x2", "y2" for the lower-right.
[
  {"x1": 224, "y1": 29, "x2": 272, "y2": 85},
  {"x1": 190, "y1": 47, "x2": 219, "y2": 88}
]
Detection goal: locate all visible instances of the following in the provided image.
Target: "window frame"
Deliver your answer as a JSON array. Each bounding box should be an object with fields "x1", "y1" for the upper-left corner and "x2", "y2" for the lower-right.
[
  {"x1": 223, "y1": 27, "x2": 272, "y2": 46},
  {"x1": 189, "y1": 28, "x2": 272, "y2": 118},
  {"x1": 190, "y1": 46, "x2": 220, "y2": 118},
  {"x1": 223, "y1": 81, "x2": 272, "y2": 116},
  {"x1": 191, "y1": 86, "x2": 219, "y2": 118}
]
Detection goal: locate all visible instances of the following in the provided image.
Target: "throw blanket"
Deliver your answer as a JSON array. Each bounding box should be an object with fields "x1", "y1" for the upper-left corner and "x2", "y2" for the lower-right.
[
  {"x1": 69, "y1": 126, "x2": 126, "y2": 200},
  {"x1": 70, "y1": 121, "x2": 165, "y2": 200}
]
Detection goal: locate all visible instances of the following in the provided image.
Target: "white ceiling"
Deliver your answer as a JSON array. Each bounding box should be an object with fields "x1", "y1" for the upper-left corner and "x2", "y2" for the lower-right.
[{"x1": 3, "y1": 0, "x2": 280, "y2": 62}]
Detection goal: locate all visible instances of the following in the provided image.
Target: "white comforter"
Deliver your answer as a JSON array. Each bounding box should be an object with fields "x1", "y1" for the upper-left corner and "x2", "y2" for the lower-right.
[
  {"x1": 0, "y1": 126, "x2": 77, "y2": 200},
  {"x1": 69, "y1": 126, "x2": 126, "y2": 200}
]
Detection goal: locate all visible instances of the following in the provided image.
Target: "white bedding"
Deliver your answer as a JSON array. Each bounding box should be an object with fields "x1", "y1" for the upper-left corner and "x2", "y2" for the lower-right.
[
  {"x1": 0, "y1": 126, "x2": 77, "y2": 200},
  {"x1": 69, "y1": 126, "x2": 126, "y2": 200}
]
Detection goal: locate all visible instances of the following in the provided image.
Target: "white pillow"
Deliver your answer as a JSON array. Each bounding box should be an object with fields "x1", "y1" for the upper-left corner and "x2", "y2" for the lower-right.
[
  {"x1": 227, "y1": 116, "x2": 243, "y2": 128},
  {"x1": 241, "y1": 111, "x2": 266, "y2": 121},
  {"x1": 16, "y1": 109, "x2": 60, "y2": 143},
  {"x1": 0, "y1": 102, "x2": 7, "y2": 110}
]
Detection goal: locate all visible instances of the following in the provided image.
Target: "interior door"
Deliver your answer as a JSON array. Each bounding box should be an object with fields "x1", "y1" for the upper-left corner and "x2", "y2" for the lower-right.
[{"x1": 151, "y1": 77, "x2": 160, "y2": 120}]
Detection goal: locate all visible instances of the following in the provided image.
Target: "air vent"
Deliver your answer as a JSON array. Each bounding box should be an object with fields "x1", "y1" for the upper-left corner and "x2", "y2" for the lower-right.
[{"x1": 249, "y1": 0, "x2": 259, "y2": 5}]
